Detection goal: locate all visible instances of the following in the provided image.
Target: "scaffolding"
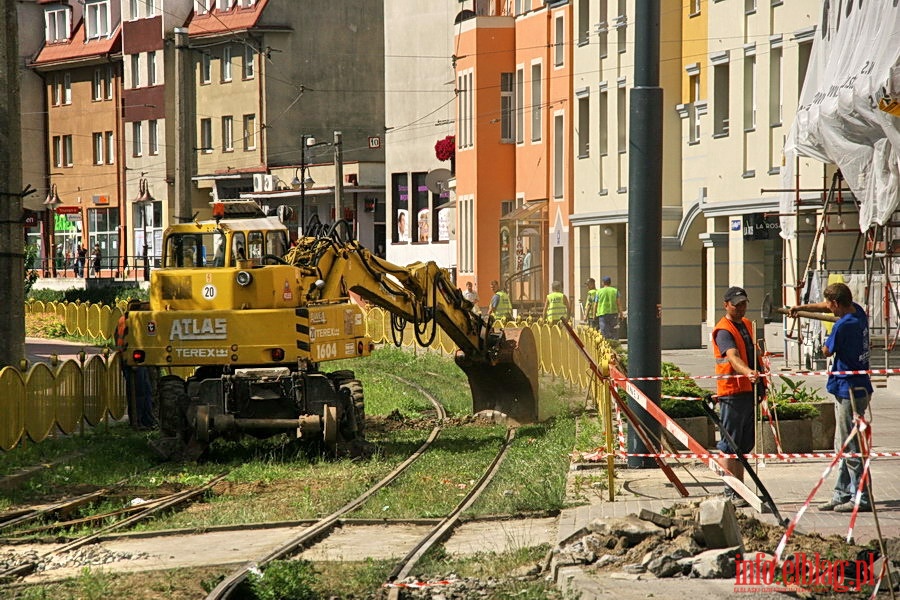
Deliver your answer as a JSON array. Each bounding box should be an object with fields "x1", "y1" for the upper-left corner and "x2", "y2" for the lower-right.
[{"x1": 780, "y1": 171, "x2": 900, "y2": 375}]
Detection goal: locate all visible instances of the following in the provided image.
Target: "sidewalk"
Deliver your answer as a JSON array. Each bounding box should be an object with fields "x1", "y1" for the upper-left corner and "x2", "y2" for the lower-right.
[
  {"x1": 555, "y1": 327, "x2": 900, "y2": 599},
  {"x1": 25, "y1": 337, "x2": 108, "y2": 366}
]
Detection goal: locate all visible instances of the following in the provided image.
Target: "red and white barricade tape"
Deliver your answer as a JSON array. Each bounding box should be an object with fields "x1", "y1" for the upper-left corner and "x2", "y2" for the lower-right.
[
  {"x1": 774, "y1": 417, "x2": 865, "y2": 563},
  {"x1": 575, "y1": 449, "x2": 900, "y2": 461},
  {"x1": 383, "y1": 580, "x2": 452, "y2": 589}
]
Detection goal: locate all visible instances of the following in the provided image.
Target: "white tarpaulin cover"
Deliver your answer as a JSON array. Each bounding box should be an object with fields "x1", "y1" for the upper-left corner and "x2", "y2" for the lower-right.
[{"x1": 781, "y1": 1, "x2": 900, "y2": 240}]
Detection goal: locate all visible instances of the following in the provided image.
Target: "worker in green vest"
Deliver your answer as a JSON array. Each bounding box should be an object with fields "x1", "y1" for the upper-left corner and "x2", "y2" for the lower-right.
[
  {"x1": 584, "y1": 278, "x2": 599, "y2": 329},
  {"x1": 596, "y1": 275, "x2": 623, "y2": 339},
  {"x1": 488, "y1": 279, "x2": 513, "y2": 321},
  {"x1": 544, "y1": 280, "x2": 570, "y2": 324}
]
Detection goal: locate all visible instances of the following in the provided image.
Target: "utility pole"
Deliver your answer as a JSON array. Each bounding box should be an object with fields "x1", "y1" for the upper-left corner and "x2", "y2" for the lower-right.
[
  {"x1": 0, "y1": 0, "x2": 25, "y2": 367},
  {"x1": 333, "y1": 131, "x2": 343, "y2": 224},
  {"x1": 173, "y1": 28, "x2": 193, "y2": 223},
  {"x1": 626, "y1": 0, "x2": 662, "y2": 468}
]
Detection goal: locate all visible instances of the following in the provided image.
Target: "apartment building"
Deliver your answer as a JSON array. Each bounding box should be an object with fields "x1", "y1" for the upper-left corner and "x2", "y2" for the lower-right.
[
  {"x1": 382, "y1": 0, "x2": 459, "y2": 272},
  {"x1": 449, "y1": 0, "x2": 574, "y2": 313},
  {"x1": 571, "y1": 0, "x2": 821, "y2": 347},
  {"x1": 192, "y1": 0, "x2": 386, "y2": 250},
  {"x1": 121, "y1": 0, "x2": 193, "y2": 270},
  {"x1": 31, "y1": 0, "x2": 124, "y2": 276},
  {"x1": 26, "y1": 0, "x2": 386, "y2": 273}
]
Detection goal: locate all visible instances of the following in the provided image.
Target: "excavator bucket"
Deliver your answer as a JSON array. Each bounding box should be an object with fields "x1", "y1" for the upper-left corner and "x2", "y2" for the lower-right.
[{"x1": 456, "y1": 327, "x2": 540, "y2": 425}]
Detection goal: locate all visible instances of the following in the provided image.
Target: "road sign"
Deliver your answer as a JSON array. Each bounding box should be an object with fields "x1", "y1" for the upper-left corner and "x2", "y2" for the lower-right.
[{"x1": 368, "y1": 136, "x2": 381, "y2": 149}]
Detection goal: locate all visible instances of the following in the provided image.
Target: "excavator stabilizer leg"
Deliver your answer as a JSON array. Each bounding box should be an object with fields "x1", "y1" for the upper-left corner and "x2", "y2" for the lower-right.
[{"x1": 456, "y1": 327, "x2": 540, "y2": 425}]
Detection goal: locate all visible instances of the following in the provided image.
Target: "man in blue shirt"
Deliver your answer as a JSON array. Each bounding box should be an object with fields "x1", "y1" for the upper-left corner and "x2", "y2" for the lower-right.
[{"x1": 790, "y1": 282, "x2": 873, "y2": 512}]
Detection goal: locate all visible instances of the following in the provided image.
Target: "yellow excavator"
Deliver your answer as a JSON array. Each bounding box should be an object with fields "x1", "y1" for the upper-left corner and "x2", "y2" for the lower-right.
[{"x1": 121, "y1": 201, "x2": 539, "y2": 456}]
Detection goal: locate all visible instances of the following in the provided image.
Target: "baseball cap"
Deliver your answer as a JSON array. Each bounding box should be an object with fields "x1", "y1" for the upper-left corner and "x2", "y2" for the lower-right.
[
  {"x1": 602, "y1": 276, "x2": 612, "y2": 284},
  {"x1": 723, "y1": 286, "x2": 749, "y2": 304}
]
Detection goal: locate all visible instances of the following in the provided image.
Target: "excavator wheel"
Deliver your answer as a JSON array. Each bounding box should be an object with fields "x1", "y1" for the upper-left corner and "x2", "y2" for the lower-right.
[{"x1": 456, "y1": 326, "x2": 540, "y2": 425}]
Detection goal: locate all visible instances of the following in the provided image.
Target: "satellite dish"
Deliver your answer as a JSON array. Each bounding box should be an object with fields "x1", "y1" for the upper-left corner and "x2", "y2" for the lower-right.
[{"x1": 425, "y1": 168, "x2": 453, "y2": 195}]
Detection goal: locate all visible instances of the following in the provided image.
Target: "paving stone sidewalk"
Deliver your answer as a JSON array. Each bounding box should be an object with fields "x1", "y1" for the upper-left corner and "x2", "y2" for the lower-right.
[{"x1": 555, "y1": 332, "x2": 900, "y2": 599}]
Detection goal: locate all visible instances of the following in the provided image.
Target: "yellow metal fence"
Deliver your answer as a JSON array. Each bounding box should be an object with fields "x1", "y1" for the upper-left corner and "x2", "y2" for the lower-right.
[{"x1": 4, "y1": 302, "x2": 616, "y2": 452}]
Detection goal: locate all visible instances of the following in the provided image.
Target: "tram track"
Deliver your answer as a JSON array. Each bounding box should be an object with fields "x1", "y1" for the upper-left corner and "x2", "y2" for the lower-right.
[
  {"x1": 207, "y1": 374, "x2": 518, "y2": 600},
  {"x1": 0, "y1": 473, "x2": 229, "y2": 582},
  {"x1": 2, "y1": 373, "x2": 527, "y2": 597}
]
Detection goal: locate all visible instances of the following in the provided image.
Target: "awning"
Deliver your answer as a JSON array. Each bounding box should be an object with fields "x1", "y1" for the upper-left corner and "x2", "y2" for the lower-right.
[{"x1": 500, "y1": 200, "x2": 547, "y2": 222}]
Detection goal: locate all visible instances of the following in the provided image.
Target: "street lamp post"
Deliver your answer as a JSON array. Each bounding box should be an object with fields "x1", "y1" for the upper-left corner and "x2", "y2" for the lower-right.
[{"x1": 291, "y1": 135, "x2": 322, "y2": 236}]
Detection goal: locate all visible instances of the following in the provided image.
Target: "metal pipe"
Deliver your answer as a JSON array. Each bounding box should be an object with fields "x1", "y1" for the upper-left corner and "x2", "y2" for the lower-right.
[{"x1": 772, "y1": 307, "x2": 838, "y2": 323}]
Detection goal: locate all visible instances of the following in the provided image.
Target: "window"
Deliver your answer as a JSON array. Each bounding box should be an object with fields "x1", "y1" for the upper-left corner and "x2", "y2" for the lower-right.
[
  {"x1": 392, "y1": 173, "x2": 409, "y2": 243},
  {"x1": 798, "y1": 41, "x2": 812, "y2": 98},
  {"x1": 689, "y1": 72, "x2": 700, "y2": 143},
  {"x1": 459, "y1": 196, "x2": 474, "y2": 273},
  {"x1": 130, "y1": 0, "x2": 139, "y2": 19},
  {"x1": 514, "y1": 0, "x2": 523, "y2": 16},
  {"x1": 93, "y1": 69, "x2": 102, "y2": 100},
  {"x1": 617, "y1": 0, "x2": 627, "y2": 54},
  {"x1": 105, "y1": 131, "x2": 115, "y2": 164},
  {"x1": 243, "y1": 114, "x2": 256, "y2": 150},
  {"x1": 769, "y1": 46, "x2": 782, "y2": 126},
  {"x1": 599, "y1": 0, "x2": 608, "y2": 59},
  {"x1": 148, "y1": 120, "x2": 159, "y2": 155},
  {"x1": 131, "y1": 54, "x2": 141, "y2": 88},
  {"x1": 456, "y1": 71, "x2": 473, "y2": 149},
  {"x1": 217, "y1": 0, "x2": 234, "y2": 10},
  {"x1": 531, "y1": 63, "x2": 542, "y2": 142},
  {"x1": 577, "y1": 96, "x2": 589, "y2": 157},
  {"x1": 553, "y1": 114, "x2": 564, "y2": 198},
  {"x1": 147, "y1": 51, "x2": 157, "y2": 86},
  {"x1": 200, "y1": 118, "x2": 212, "y2": 153},
  {"x1": 145, "y1": 0, "x2": 157, "y2": 17},
  {"x1": 197, "y1": 0, "x2": 211, "y2": 15},
  {"x1": 45, "y1": 8, "x2": 69, "y2": 42},
  {"x1": 63, "y1": 135, "x2": 73, "y2": 166},
  {"x1": 744, "y1": 54, "x2": 756, "y2": 131},
  {"x1": 554, "y1": 16, "x2": 564, "y2": 67},
  {"x1": 500, "y1": 73, "x2": 514, "y2": 143},
  {"x1": 133, "y1": 122, "x2": 143, "y2": 156},
  {"x1": 713, "y1": 62, "x2": 730, "y2": 136},
  {"x1": 86, "y1": 1, "x2": 110, "y2": 39},
  {"x1": 93, "y1": 133, "x2": 104, "y2": 164},
  {"x1": 221, "y1": 46, "x2": 232, "y2": 81},
  {"x1": 690, "y1": 0, "x2": 701, "y2": 15},
  {"x1": 745, "y1": 0, "x2": 757, "y2": 13},
  {"x1": 598, "y1": 88, "x2": 609, "y2": 155},
  {"x1": 88, "y1": 209, "x2": 119, "y2": 273},
  {"x1": 239, "y1": 0, "x2": 255, "y2": 6},
  {"x1": 201, "y1": 54, "x2": 212, "y2": 84},
  {"x1": 63, "y1": 73, "x2": 71, "y2": 104},
  {"x1": 577, "y1": 0, "x2": 589, "y2": 45},
  {"x1": 243, "y1": 45, "x2": 255, "y2": 79},
  {"x1": 52, "y1": 136, "x2": 62, "y2": 168},
  {"x1": 52, "y1": 74, "x2": 61, "y2": 106},
  {"x1": 105, "y1": 66, "x2": 114, "y2": 99},
  {"x1": 617, "y1": 85, "x2": 626, "y2": 153},
  {"x1": 516, "y1": 67, "x2": 524, "y2": 143},
  {"x1": 412, "y1": 172, "x2": 430, "y2": 243},
  {"x1": 222, "y1": 116, "x2": 233, "y2": 151}
]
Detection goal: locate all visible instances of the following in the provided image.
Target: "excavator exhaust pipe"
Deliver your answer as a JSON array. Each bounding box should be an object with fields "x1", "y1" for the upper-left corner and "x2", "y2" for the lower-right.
[{"x1": 456, "y1": 327, "x2": 540, "y2": 425}]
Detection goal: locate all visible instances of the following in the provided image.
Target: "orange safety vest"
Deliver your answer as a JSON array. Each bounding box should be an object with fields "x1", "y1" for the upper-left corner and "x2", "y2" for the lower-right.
[
  {"x1": 711, "y1": 316, "x2": 759, "y2": 397},
  {"x1": 115, "y1": 315, "x2": 128, "y2": 352}
]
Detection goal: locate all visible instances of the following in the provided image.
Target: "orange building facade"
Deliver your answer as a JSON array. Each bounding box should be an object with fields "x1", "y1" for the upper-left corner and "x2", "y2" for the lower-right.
[{"x1": 454, "y1": 0, "x2": 573, "y2": 315}]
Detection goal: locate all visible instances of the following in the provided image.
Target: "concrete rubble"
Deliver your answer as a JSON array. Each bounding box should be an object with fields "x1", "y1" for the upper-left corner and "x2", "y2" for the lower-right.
[{"x1": 550, "y1": 497, "x2": 745, "y2": 582}]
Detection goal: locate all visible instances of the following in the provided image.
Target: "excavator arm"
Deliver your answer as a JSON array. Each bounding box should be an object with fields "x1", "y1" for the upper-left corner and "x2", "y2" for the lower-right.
[{"x1": 284, "y1": 235, "x2": 540, "y2": 424}]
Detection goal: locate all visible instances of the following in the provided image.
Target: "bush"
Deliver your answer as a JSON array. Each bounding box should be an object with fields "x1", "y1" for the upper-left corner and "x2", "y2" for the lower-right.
[
  {"x1": 26, "y1": 286, "x2": 147, "y2": 306},
  {"x1": 659, "y1": 362, "x2": 709, "y2": 417},
  {"x1": 25, "y1": 312, "x2": 67, "y2": 338},
  {"x1": 764, "y1": 376, "x2": 823, "y2": 420}
]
